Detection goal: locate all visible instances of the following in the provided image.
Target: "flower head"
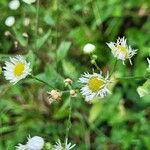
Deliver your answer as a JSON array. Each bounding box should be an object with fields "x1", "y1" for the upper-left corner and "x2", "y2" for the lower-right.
[
  {"x1": 9, "y1": 0, "x2": 20, "y2": 10},
  {"x1": 3, "y1": 55, "x2": 31, "y2": 84},
  {"x1": 22, "y1": 0, "x2": 36, "y2": 4},
  {"x1": 5, "y1": 16, "x2": 15, "y2": 27},
  {"x1": 79, "y1": 71, "x2": 111, "y2": 102},
  {"x1": 16, "y1": 136, "x2": 44, "y2": 150},
  {"x1": 53, "y1": 139, "x2": 76, "y2": 150},
  {"x1": 27, "y1": 136, "x2": 45, "y2": 150},
  {"x1": 107, "y1": 37, "x2": 137, "y2": 65}
]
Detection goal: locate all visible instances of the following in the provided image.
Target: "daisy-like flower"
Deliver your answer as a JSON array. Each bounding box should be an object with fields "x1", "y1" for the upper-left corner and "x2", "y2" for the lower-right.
[
  {"x1": 107, "y1": 37, "x2": 137, "y2": 65},
  {"x1": 16, "y1": 135, "x2": 44, "y2": 150},
  {"x1": 53, "y1": 139, "x2": 76, "y2": 150},
  {"x1": 79, "y1": 72, "x2": 111, "y2": 102},
  {"x1": 3, "y1": 55, "x2": 31, "y2": 84}
]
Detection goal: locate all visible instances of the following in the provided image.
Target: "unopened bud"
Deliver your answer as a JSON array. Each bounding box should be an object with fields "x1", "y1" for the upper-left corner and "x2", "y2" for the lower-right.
[
  {"x1": 22, "y1": 32, "x2": 28, "y2": 38},
  {"x1": 91, "y1": 59, "x2": 95, "y2": 64},
  {"x1": 4, "y1": 31, "x2": 11, "y2": 37},
  {"x1": 70, "y1": 90, "x2": 77, "y2": 97},
  {"x1": 92, "y1": 54, "x2": 97, "y2": 60},
  {"x1": 64, "y1": 78, "x2": 73, "y2": 86},
  {"x1": 83, "y1": 43, "x2": 96, "y2": 55}
]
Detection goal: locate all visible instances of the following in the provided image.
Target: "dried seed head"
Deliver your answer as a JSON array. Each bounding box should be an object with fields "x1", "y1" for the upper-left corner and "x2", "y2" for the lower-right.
[{"x1": 47, "y1": 90, "x2": 61, "y2": 104}]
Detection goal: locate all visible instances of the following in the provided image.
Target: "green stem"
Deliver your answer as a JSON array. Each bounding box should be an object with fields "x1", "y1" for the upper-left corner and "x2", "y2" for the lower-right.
[
  {"x1": 65, "y1": 96, "x2": 72, "y2": 140},
  {"x1": 109, "y1": 58, "x2": 118, "y2": 78},
  {"x1": 35, "y1": 0, "x2": 40, "y2": 50},
  {"x1": 117, "y1": 74, "x2": 150, "y2": 80}
]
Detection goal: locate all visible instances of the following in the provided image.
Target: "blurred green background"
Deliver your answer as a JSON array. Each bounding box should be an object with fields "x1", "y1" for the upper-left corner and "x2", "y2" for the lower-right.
[{"x1": 0, "y1": 0, "x2": 150, "y2": 149}]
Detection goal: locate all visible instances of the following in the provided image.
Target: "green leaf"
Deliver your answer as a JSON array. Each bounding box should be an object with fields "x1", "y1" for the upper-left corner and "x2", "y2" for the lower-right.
[
  {"x1": 56, "y1": 41, "x2": 71, "y2": 62},
  {"x1": 35, "y1": 30, "x2": 51, "y2": 50}
]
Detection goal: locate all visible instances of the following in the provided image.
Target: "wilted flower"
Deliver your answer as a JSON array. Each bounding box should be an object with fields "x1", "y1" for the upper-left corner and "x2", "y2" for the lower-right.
[
  {"x1": 53, "y1": 139, "x2": 76, "y2": 150},
  {"x1": 5, "y1": 16, "x2": 15, "y2": 27},
  {"x1": 47, "y1": 90, "x2": 61, "y2": 104},
  {"x1": 22, "y1": 0, "x2": 36, "y2": 4},
  {"x1": 9, "y1": 0, "x2": 20, "y2": 10},
  {"x1": 3, "y1": 55, "x2": 31, "y2": 84},
  {"x1": 107, "y1": 37, "x2": 137, "y2": 65},
  {"x1": 83, "y1": 43, "x2": 96, "y2": 54},
  {"x1": 79, "y1": 71, "x2": 111, "y2": 102}
]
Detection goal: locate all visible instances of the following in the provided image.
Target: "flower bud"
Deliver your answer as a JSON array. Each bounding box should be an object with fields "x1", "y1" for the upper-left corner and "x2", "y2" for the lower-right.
[
  {"x1": 83, "y1": 43, "x2": 96, "y2": 55},
  {"x1": 70, "y1": 90, "x2": 77, "y2": 97},
  {"x1": 64, "y1": 78, "x2": 73, "y2": 86}
]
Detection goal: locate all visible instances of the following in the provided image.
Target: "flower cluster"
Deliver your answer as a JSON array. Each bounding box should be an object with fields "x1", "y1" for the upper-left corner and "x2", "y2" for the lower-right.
[{"x1": 5, "y1": 0, "x2": 36, "y2": 27}]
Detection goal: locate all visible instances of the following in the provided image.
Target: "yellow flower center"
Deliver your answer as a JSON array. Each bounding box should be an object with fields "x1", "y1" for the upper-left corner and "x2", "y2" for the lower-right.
[
  {"x1": 14, "y1": 63, "x2": 25, "y2": 76},
  {"x1": 88, "y1": 77, "x2": 105, "y2": 92},
  {"x1": 116, "y1": 45, "x2": 128, "y2": 58}
]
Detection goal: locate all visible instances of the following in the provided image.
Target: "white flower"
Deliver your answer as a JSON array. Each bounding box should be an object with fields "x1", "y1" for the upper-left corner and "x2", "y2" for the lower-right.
[
  {"x1": 53, "y1": 139, "x2": 76, "y2": 150},
  {"x1": 22, "y1": 0, "x2": 36, "y2": 4},
  {"x1": 9, "y1": 0, "x2": 20, "y2": 10},
  {"x1": 27, "y1": 136, "x2": 45, "y2": 150},
  {"x1": 79, "y1": 72, "x2": 111, "y2": 102},
  {"x1": 83, "y1": 43, "x2": 96, "y2": 54},
  {"x1": 3, "y1": 55, "x2": 31, "y2": 84},
  {"x1": 147, "y1": 58, "x2": 150, "y2": 72},
  {"x1": 5, "y1": 16, "x2": 15, "y2": 27},
  {"x1": 16, "y1": 136, "x2": 44, "y2": 150},
  {"x1": 107, "y1": 37, "x2": 137, "y2": 65},
  {"x1": 16, "y1": 144, "x2": 27, "y2": 150}
]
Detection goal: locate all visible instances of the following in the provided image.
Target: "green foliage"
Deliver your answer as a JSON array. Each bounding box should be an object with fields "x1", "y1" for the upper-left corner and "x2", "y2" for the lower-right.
[{"x1": 0, "y1": 0, "x2": 150, "y2": 150}]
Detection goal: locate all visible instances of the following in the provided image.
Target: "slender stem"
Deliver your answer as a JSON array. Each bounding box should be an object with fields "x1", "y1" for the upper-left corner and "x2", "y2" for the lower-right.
[
  {"x1": 109, "y1": 58, "x2": 118, "y2": 78},
  {"x1": 35, "y1": 0, "x2": 40, "y2": 50},
  {"x1": 116, "y1": 74, "x2": 150, "y2": 80},
  {"x1": 65, "y1": 96, "x2": 72, "y2": 140},
  {"x1": 30, "y1": 75, "x2": 54, "y2": 88},
  {"x1": 93, "y1": 61, "x2": 101, "y2": 71}
]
